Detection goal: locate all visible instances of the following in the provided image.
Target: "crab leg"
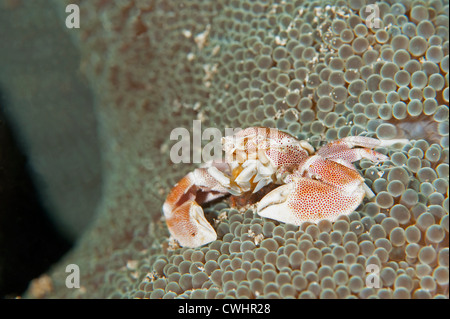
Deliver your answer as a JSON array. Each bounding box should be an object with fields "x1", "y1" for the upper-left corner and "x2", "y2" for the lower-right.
[
  {"x1": 163, "y1": 165, "x2": 230, "y2": 248},
  {"x1": 314, "y1": 136, "x2": 403, "y2": 197},
  {"x1": 324, "y1": 149, "x2": 387, "y2": 168},
  {"x1": 317, "y1": 136, "x2": 408, "y2": 159}
]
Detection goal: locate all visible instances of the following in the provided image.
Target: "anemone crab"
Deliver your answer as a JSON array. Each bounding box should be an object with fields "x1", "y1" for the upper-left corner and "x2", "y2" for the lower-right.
[{"x1": 163, "y1": 127, "x2": 406, "y2": 248}]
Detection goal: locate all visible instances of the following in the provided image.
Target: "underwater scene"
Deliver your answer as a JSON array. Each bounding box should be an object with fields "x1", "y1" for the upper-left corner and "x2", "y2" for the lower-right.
[{"x1": 0, "y1": 0, "x2": 448, "y2": 301}]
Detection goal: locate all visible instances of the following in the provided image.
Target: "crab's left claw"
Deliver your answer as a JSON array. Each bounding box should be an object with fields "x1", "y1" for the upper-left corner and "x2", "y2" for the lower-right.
[
  {"x1": 165, "y1": 200, "x2": 217, "y2": 248},
  {"x1": 257, "y1": 177, "x2": 365, "y2": 226},
  {"x1": 163, "y1": 165, "x2": 229, "y2": 248}
]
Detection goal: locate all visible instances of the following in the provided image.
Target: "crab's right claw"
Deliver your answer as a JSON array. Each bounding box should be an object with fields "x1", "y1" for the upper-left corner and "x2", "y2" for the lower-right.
[
  {"x1": 165, "y1": 200, "x2": 217, "y2": 248},
  {"x1": 257, "y1": 177, "x2": 365, "y2": 226}
]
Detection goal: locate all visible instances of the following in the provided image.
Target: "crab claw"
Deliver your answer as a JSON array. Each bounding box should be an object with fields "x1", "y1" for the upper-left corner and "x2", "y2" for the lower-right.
[
  {"x1": 257, "y1": 177, "x2": 365, "y2": 226},
  {"x1": 165, "y1": 200, "x2": 217, "y2": 248},
  {"x1": 163, "y1": 166, "x2": 229, "y2": 248}
]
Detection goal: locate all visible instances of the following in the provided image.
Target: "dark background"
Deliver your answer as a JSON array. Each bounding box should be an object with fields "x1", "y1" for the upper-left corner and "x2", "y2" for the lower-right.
[{"x1": 0, "y1": 97, "x2": 71, "y2": 298}]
